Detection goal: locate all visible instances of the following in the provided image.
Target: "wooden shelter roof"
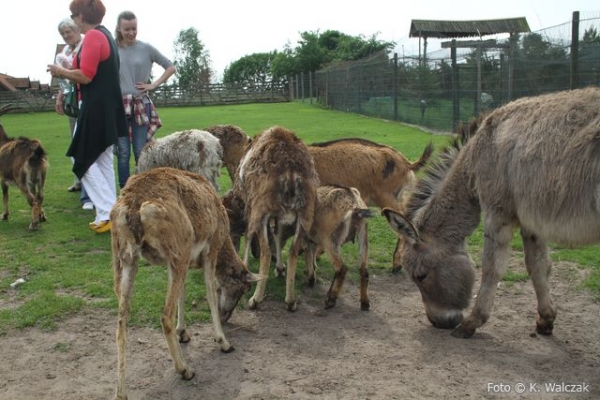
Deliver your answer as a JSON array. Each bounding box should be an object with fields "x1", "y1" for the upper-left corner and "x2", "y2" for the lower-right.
[{"x1": 409, "y1": 17, "x2": 530, "y2": 38}]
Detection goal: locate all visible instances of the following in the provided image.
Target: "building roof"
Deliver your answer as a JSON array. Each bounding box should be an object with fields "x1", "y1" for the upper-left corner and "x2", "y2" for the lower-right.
[{"x1": 409, "y1": 17, "x2": 530, "y2": 39}]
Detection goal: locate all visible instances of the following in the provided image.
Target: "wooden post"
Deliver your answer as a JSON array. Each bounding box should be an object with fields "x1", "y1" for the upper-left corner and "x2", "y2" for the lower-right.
[
  {"x1": 309, "y1": 71, "x2": 313, "y2": 104},
  {"x1": 476, "y1": 42, "x2": 482, "y2": 115},
  {"x1": 571, "y1": 11, "x2": 580, "y2": 89},
  {"x1": 393, "y1": 53, "x2": 398, "y2": 121},
  {"x1": 451, "y1": 40, "x2": 459, "y2": 130}
]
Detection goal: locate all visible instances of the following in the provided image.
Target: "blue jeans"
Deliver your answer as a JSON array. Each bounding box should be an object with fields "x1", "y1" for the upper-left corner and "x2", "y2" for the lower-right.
[
  {"x1": 80, "y1": 185, "x2": 90, "y2": 204},
  {"x1": 117, "y1": 103, "x2": 151, "y2": 188}
]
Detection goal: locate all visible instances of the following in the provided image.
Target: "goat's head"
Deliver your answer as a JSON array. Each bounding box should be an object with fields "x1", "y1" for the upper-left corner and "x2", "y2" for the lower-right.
[{"x1": 0, "y1": 104, "x2": 22, "y2": 145}]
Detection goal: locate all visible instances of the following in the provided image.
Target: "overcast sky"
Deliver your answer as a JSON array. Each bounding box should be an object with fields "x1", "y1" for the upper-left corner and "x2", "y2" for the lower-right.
[{"x1": 2, "y1": 0, "x2": 598, "y2": 84}]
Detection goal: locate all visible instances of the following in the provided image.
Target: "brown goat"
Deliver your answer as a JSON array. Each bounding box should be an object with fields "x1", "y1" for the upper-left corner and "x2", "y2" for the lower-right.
[
  {"x1": 204, "y1": 124, "x2": 252, "y2": 183},
  {"x1": 234, "y1": 126, "x2": 319, "y2": 311},
  {"x1": 304, "y1": 185, "x2": 374, "y2": 310},
  {"x1": 110, "y1": 167, "x2": 258, "y2": 400},
  {"x1": 0, "y1": 105, "x2": 48, "y2": 230},
  {"x1": 309, "y1": 138, "x2": 433, "y2": 209}
]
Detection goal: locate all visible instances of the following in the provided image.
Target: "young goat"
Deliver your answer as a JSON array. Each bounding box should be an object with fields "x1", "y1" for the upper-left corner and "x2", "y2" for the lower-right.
[
  {"x1": 111, "y1": 167, "x2": 258, "y2": 400},
  {"x1": 136, "y1": 129, "x2": 223, "y2": 190},
  {"x1": 0, "y1": 104, "x2": 48, "y2": 230},
  {"x1": 224, "y1": 184, "x2": 374, "y2": 310},
  {"x1": 204, "y1": 124, "x2": 252, "y2": 184},
  {"x1": 304, "y1": 185, "x2": 374, "y2": 310}
]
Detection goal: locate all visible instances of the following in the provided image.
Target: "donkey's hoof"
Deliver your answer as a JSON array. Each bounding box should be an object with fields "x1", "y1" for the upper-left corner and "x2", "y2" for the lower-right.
[
  {"x1": 391, "y1": 265, "x2": 404, "y2": 274},
  {"x1": 451, "y1": 325, "x2": 475, "y2": 338}
]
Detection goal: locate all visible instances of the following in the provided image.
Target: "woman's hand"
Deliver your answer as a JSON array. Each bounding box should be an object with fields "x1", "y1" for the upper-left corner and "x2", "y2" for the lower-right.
[
  {"x1": 55, "y1": 92, "x2": 65, "y2": 115},
  {"x1": 47, "y1": 64, "x2": 64, "y2": 78},
  {"x1": 135, "y1": 82, "x2": 156, "y2": 93}
]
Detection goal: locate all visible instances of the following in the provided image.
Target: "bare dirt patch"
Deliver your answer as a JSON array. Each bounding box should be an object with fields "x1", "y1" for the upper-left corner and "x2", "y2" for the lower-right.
[{"x1": 0, "y1": 261, "x2": 598, "y2": 399}]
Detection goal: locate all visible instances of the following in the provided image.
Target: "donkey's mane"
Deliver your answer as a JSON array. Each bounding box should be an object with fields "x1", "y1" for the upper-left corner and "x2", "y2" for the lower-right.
[{"x1": 404, "y1": 119, "x2": 478, "y2": 221}]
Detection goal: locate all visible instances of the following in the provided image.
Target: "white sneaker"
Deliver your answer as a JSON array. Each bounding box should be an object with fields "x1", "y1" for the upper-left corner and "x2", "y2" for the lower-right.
[{"x1": 82, "y1": 202, "x2": 94, "y2": 210}]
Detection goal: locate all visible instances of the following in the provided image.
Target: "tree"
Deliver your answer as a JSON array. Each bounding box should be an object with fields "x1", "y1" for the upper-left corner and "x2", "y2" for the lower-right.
[
  {"x1": 223, "y1": 52, "x2": 279, "y2": 87},
  {"x1": 173, "y1": 27, "x2": 212, "y2": 91}
]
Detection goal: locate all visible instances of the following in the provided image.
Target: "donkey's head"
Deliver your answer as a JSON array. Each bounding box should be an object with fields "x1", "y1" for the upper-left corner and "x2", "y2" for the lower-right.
[{"x1": 383, "y1": 208, "x2": 476, "y2": 329}]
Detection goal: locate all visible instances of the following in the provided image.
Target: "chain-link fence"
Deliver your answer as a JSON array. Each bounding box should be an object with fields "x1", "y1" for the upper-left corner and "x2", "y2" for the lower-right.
[{"x1": 298, "y1": 11, "x2": 600, "y2": 132}]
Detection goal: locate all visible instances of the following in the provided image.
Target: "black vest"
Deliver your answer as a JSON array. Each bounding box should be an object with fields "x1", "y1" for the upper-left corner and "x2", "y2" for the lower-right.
[{"x1": 67, "y1": 25, "x2": 127, "y2": 179}]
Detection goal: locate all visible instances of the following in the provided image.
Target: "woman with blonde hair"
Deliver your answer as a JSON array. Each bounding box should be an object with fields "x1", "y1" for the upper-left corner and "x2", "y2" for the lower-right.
[{"x1": 114, "y1": 10, "x2": 176, "y2": 188}]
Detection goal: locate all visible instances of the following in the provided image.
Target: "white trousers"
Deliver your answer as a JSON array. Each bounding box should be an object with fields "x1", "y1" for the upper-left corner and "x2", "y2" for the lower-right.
[{"x1": 81, "y1": 146, "x2": 117, "y2": 224}]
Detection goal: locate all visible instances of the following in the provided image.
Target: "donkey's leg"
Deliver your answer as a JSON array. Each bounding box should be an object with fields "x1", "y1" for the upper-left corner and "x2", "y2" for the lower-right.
[
  {"x1": 176, "y1": 285, "x2": 190, "y2": 343},
  {"x1": 204, "y1": 256, "x2": 234, "y2": 352},
  {"x1": 248, "y1": 217, "x2": 271, "y2": 309},
  {"x1": 114, "y1": 253, "x2": 138, "y2": 400},
  {"x1": 453, "y1": 218, "x2": 514, "y2": 338},
  {"x1": 521, "y1": 229, "x2": 556, "y2": 335},
  {"x1": 357, "y1": 221, "x2": 370, "y2": 311},
  {"x1": 162, "y1": 265, "x2": 194, "y2": 380}
]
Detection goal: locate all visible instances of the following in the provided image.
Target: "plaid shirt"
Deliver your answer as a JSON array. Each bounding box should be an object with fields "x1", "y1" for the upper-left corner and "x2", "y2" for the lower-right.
[{"x1": 122, "y1": 94, "x2": 162, "y2": 140}]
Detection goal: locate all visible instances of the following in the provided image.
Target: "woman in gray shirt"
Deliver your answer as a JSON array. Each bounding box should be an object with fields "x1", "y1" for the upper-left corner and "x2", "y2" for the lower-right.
[{"x1": 115, "y1": 10, "x2": 176, "y2": 188}]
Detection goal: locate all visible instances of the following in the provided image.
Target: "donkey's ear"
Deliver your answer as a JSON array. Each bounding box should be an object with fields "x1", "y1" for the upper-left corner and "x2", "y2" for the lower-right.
[{"x1": 381, "y1": 208, "x2": 419, "y2": 245}]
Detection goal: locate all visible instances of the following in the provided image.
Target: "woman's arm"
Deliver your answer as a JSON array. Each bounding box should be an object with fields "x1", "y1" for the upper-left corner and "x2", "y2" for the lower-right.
[{"x1": 136, "y1": 65, "x2": 176, "y2": 92}]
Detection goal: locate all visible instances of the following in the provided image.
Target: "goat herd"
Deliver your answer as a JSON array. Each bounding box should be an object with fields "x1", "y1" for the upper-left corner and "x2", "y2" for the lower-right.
[{"x1": 1, "y1": 87, "x2": 600, "y2": 399}]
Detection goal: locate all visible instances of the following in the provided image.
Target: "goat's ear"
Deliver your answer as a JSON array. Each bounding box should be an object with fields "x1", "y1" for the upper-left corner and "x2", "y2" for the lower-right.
[
  {"x1": 242, "y1": 271, "x2": 265, "y2": 283},
  {"x1": 381, "y1": 208, "x2": 419, "y2": 246}
]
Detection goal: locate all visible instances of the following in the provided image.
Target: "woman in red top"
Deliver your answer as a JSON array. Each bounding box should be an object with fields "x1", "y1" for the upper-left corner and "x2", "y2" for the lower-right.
[{"x1": 48, "y1": 0, "x2": 127, "y2": 233}]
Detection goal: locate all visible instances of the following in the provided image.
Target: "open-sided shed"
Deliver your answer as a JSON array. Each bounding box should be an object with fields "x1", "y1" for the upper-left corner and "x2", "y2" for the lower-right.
[{"x1": 409, "y1": 17, "x2": 531, "y2": 124}]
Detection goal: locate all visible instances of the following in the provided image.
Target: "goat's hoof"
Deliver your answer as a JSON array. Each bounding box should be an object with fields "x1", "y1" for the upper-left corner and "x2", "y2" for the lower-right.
[
  {"x1": 324, "y1": 297, "x2": 337, "y2": 310},
  {"x1": 536, "y1": 320, "x2": 554, "y2": 336},
  {"x1": 1, "y1": 214, "x2": 8, "y2": 221},
  {"x1": 307, "y1": 276, "x2": 316, "y2": 287},
  {"x1": 360, "y1": 301, "x2": 370, "y2": 311},
  {"x1": 274, "y1": 268, "x2": 286, "y2": 278},
  {"x1": 220, "y1": 344, "x2": 235, "y2": 354},
  {"x1": 286, "y1": 301, "x2": 297, "y2": 312},
  {"x1": 40, "y1": 214, "x2": 47, "y2": 223},
  {"x1": 248, "y1": 297, "x2": 260, "y2": 310},
  {"x1": 28, "y1": 223, "x2": 39, "y2": 231},
  {"x1": 178, "y1": 330, "x2": 191, "y2": 343},
  {"x1": 451, "y1": 325, "x2": 475, "y2": 339},
  {"x1": 181, "y1": 369, "x2": 195, "y2": 380}
]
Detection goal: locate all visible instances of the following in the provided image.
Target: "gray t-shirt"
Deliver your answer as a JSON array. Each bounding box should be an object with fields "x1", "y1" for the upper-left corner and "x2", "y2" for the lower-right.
[{"x1": 118, "y1": 40, "x2": 174, "y2": 98}]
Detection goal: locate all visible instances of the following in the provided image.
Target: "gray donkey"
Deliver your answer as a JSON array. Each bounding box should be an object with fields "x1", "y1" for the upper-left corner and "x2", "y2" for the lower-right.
[{"x1": 384, "y1": 87, "x2": 600, "y2": 338}]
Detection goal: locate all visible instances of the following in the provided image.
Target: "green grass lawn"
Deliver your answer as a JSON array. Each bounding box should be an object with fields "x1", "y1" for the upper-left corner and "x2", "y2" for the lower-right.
[{"x1": 0, "y1": 101, "x2": 598, "y2": 334}]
